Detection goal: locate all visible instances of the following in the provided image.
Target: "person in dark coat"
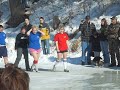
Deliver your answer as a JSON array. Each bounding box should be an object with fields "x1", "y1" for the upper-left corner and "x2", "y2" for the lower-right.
[
  {"x1": 14, "y1": 27, "x2": 31, "y2": 71},
  {"x1": 108, "y1": 16, "x2": 120, "y2": 67},
  {"x1": 80, "y1": 16, "x2": 96, "y2": 65},
  {"x1": 91, "y1": 32, "x2": 101, "y2": 57},
  {"x1": 99, "y1": 18, "x2": 110, "y2": 66},
  {"x1": 23, "y1": 17, "x2": 32, "y2": 33}
]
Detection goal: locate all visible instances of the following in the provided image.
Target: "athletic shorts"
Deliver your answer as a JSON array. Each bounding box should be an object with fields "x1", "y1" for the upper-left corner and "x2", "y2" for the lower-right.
[
  {"x1": 0, "y1": 46, "x2": 8, "y2": 58},
  {"x1": 57, "y1": 50, "x2": 68, "y2": 53},
  {"x1": 29, "y1": 48, "x2": 41, "y2": 54}
]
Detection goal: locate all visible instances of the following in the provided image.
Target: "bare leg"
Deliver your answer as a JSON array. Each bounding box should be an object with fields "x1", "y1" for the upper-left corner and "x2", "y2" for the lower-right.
[
  {"x1": 30, "y1": 52, "x2": 39, "y2": 72},
  {"x1": 52, "y1": 53, "x2": 63, "y2": 71},
  {"x1": 3, "y1": 57, "x2": 9, "y2": 65},
  {"x1": 63, "y1": 52, "x2": 69, "y2": 72}
]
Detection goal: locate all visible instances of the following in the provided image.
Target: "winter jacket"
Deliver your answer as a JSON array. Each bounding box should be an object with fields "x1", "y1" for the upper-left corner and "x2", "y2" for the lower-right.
[
  {"x1": 15, "y1": 33, "x2": 29, "y2": 49},
  {"x1": 108, "y1": 23, "x2": 120, "y2": 40},
  {"x1": 80, "y1": 21, "x2": 96, "y2": 42},
  {"x1": 0, "y1": 32, "x2": 6, "y2": 45},
  {"x1": 39, "y1": 22, "x2": 50, "y2": 40},
  {"x1": 118, "y1": 28, "x2": 120, "y2": 44},
  {"x1": 99, "y1": 25, "x2": 108, "y2": 41},
  {"x1": 91, "y1": 34, "x2": 101, "y2": 52},
  {"x1": 24, "y1": 24, "x2": 32, "y2": 32}
]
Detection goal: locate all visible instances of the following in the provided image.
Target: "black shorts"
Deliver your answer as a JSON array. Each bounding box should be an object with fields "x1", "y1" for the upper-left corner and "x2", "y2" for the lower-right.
[
  {"x1": 57, "y1": 50, "x2": 68, "y2": 53},
  {"x1": 0, "y1": 46, "x2": 8, "y2": 58}
]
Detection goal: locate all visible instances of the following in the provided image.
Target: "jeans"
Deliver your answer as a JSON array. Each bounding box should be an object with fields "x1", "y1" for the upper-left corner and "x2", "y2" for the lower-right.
[
  {"x1": 41, "y1": 39, "x2": 50, "y2": 55},
  {"x1": 100, "y1": 41, "x2": 110, "y2": 64},
  {"x1": 14, "y1": 48, "x2": 30, "y2": 70},
  {"x1": 81, "y1": 41, "x2": 91, "y2": 64}
]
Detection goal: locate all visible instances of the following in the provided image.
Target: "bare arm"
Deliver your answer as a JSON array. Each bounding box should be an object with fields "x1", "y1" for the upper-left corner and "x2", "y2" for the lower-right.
[
  {"x1": 55, "y1": 41, "x2": 59, "y2": 52},
  {"x1": 38, "y1": 30, "x2": 45, "y2": 35},
  {"x1": 66, "y1": 40, "x2": 69, "y2": 50}
]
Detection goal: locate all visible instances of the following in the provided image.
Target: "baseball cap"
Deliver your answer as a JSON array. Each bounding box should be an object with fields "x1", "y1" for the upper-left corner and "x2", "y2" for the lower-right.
[{"x1": 111, "y1": 16, "x2": 117, "y2": 20}]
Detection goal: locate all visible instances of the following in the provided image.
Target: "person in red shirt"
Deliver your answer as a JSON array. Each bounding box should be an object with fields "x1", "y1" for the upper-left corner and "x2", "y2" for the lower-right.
[{"x1": 52, "y1": 25, "x2": 69, "y2": 72}]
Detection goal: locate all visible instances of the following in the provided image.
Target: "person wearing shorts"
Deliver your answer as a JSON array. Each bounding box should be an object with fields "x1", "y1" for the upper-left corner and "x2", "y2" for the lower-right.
[
  {"x1": 0, "y1": 25, "x2": 8, "y2": 65},
  {"x1": 52, "y1": 25, "x2": 69, "y2": 72},
  {"x1": 27, "y1": 26, "x2": 44, "y2": 72}
]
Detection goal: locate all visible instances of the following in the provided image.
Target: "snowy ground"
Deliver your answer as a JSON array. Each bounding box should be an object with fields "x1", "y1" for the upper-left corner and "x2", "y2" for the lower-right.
[
  {"x1": 28, "y1": 64, "x2": 120, "y2": 90},
  {"x1": 0, "y1": 0, "x2": 120, "y2": 90}
]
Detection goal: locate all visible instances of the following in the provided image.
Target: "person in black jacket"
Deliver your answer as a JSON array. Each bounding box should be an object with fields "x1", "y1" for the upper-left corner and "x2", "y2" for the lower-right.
[
  {"x1": 14, "y1": 27, "x2": 31, "y2": 71},
  {"x1": 24, "y1": 17, "x2": 32, "y2": 32},
  {"x1": 91, "y1": 31, "x2": 101, "y2": 57}
]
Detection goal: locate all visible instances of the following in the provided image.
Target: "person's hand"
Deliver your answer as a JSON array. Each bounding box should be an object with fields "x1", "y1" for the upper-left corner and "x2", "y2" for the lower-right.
[
  {"x1": 118, "y1": 37, "x2": 120, "y2": 40},
  {"x1": 57, "y1": 49, "x2": 60, "y2": 52}
]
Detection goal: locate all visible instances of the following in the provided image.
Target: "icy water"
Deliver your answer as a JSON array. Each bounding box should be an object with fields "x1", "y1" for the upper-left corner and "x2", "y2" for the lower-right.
[{"x1": 29, "y1": 65, "x2": 120, "y2": 90}]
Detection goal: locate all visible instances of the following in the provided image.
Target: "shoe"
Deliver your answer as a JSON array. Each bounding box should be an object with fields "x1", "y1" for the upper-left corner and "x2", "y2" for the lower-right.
[
  {"x1": 26, "y1": 68, "x2": 31, "y2": 71},
  {"x1": 81, "y1": 61, "x2": 85, "y2": 65},
  {"x1": 64, "y1": 69, "x2": 69, "y2": 72},
  {"x1": 87, "y1": 61, "x2": 91, "y2": 65},
  {"x1": 108, "y1": 64, "x2": 116, "y2": 67},
  {"x1": 34, "y1": 64, "x2": 38, "y2": 72},
  {"x1": 52, "y1": 65, "x2": 56, "y2": 72},
  {"x1": 31, "y1": 64, "x2": 35, "y2": 72},
  {"x1": 117, "y1": 65, "x2": 120, "y2": 67}
]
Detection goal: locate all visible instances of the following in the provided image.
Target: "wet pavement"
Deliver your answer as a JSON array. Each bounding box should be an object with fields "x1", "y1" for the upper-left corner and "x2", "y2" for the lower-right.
[{"x1": 29, "y1": 64, "x2": 120, "y2": 90}]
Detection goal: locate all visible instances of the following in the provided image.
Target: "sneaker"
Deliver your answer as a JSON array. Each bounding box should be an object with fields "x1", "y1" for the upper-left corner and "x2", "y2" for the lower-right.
[
  {"x1": 117, "y1": 65, "x2": 120, "y2": 67},
  {"x1": 26, "y1": 68, "x2": 31, "y2": 71},
  {"x1": 31, "y1": 64, "x2": 35, "y2": 72},
  {"x1": 81, "y1": 61, "x2": 85, "y2": 65},
  {"x1": 64, "y1": 69, "x2": 69, "y2": 72},
  {"x1": 87, "y1": 61, "x2": 91, "y2": 65},
  {"x1": 34, "y1": 64, "x2": 38, "y2": 72},
  {"x1": 52, "y1": 65, "x2": 56, "y2": 72}
]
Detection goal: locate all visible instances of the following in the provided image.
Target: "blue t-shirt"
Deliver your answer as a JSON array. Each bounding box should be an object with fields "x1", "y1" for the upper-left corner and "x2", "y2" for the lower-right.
[
  {"x1": 29, "y1": 32, "x2": 41, "y2": 49},
  {"x1": 0, "y1": 32, "x2": 6, "y2": 45}
]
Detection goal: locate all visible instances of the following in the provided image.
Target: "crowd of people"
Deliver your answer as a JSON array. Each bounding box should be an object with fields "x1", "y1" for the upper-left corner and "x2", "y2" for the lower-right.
[
  {"x1": 0, "y1": 15, "x2": 120, "y2": 73},
  {"x1": 79, "y1": 16, "x2": 120, "y2": 67}
]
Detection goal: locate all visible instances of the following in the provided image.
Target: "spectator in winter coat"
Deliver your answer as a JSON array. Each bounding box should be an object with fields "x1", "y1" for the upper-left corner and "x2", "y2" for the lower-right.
[
  {"x1": 0, "y1": 25, "x2": 9, "y2": 66},
  {"x1": 52, "y1": 25, "x2": 69, "y2": 72},
  {"x1": 14, "y1": 27, "x2": 31, "y2": 71},
  {"x1": 27, "y1": 26, "x2": 44, "y2": 72},
  {"x1": 24, "y1": 17, "x2": 32, "y2": 33},
  {"x1": 108, "y1": 16, "x2": 120, "y2": 67},
  {"x1": 39, "y1": 17, "x2": 50, "y2": 55},
  {"x1": 91, "y1": 32, "x2": 101, "y2": 57},
  {"x1": 99, "y1": 18, "x2": 110, "y2": 66},
  {"x1": 80, "y1": 16, "x2": 96, "y2": 65}
]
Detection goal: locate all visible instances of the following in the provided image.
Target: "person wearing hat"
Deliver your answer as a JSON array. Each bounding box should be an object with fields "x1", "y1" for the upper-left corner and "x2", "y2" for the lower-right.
[
  {"x1": 80, "y1": 15, "x2": 96, "y2": 65},
  {"x1": 108, "y1": 16, "x2": 120, "y2": 67}
]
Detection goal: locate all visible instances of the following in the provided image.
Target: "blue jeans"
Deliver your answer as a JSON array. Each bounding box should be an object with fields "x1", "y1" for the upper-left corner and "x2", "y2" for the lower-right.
[
  {"x1": 41, "y1": 39, "x2": 50, "y2": 55},
  {"x1": 100, "y1": 41, "x2": 110, "y2": 64},
  {"x1": 81, "y1": 41, "x2": 91, "y2": 64}
]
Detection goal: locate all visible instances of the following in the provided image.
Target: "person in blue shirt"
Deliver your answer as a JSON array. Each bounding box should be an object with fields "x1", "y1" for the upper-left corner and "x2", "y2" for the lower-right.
[
  {"x1": 27, "y1": 26, "x2": 44, "y2": 72},
  {"x1": 0, "y1": 25, "x2": 9, "y2": 66}
]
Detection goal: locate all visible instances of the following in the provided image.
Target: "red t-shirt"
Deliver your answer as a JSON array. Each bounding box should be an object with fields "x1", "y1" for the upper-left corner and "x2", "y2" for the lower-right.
[{"x1": 54, "y1": 32, "x2": 69, "y2": 51}]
